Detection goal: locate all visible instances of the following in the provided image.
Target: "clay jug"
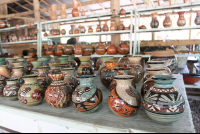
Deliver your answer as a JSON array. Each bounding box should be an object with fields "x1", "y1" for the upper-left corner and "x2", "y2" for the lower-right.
[
  {"x1": 163, "y1": 13, "x2": 172, "y2": 27},
  {"x1": 103, "y1": 20, "x2": 109, "y2": 31},
  {"x1": 107, "y1": 44, "x2": 117, "y2": 55},
  {"x1": 96, "y1": 25, "x2": 101, "y2": 32},
  {"x1": 50, "y1": 4, "x2": 58, "y2": 20},
  {"x1": 60, "y1": 3, "x2": 67, "y2": 19},
  {"x1": 118, "y1": 21, "x2": 125, "y2": 30},
  {"x1": 150, "y1": 13, "x2": 159, "y2": 28},
  {"x1": 81, "y1": 9, "x2": 85, "y2": 16},
  {"x1": 88, "y1": 26, "x2": 93, "y2": 33},
  {"x1": 72, "y1": 0, "x2": 79, "y2": 17},
  {"x1": 61, "y1": 29, "x2": 66, "y2": 35},
  {"x1": 195, "y1": 10, "x2": 200, "y2": 25},
  {"x1": 110, "y1": 20, "x2": 117, "y2": 31},
  {"x1": 120, "y1": 8, "x2": 126, "y2": 15},
  {"x1": 177, "y1": 12, "x2": 186, "y2": 27}
]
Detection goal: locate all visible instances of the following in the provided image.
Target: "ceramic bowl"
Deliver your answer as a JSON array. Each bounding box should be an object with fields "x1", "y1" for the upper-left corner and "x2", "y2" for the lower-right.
[{"x1": 182, "y1": 73, "x2": 200, "y2": 84}]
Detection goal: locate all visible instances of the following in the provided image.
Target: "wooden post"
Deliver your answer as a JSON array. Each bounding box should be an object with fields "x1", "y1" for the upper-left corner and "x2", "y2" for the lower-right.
[
  {"x1": 33, "y1": 0, "x2": 40, "y2": 22},
  {"x1": 110, "y1": 0, "x2": 120, "y2": 46}
]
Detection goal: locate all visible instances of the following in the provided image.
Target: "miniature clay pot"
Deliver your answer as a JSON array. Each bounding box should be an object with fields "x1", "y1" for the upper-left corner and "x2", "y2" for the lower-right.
[
  {"x1": 112, "y1": 9, "x2": 118, "y2": 17},
  {"x1": 64, "y1": 45, "x2": 74, "y2": 55},
  {"x1": 50, "y1": 4, "x2": 58, "y2": 20},
  {"x1": 110, "y1": 20, "x2": 117, "y2": 31},
  {"x1": 163, "y1": 13, "x2": 172, "y2": 28},
  {"x1": 120, "y1": 8, "x2": 126, "y2": 15},
  {"x1": 45, "y1": 46, "x2": 55, "y2": 56},
  {"x1": 118, "y1": 21, "x2": 125, "y2": 30},
  {"x1": 55, "y1": 44, "x2": 64, "y2": 56},
  {"x1": 60, "y1": 3, "x2": 68, "y2": 19},
  {"x1": 103, "y1": 20, "x2": 109, "y2": 32},
  {"x1": 96, "y1": 25, "x2": 101, "y2": 32},
  {"x1": 150, "y1": 13, "x2": 159, "y2": 28},
  {"x1": 177, "y1": 12, "x2": 186, "y2": 27},
  {"x1": 195, "y1": 10, "x2": 200, "y2": 25},
  {"x1": 72, "y1": 0, "x2": 79, "y2": 17},
  {"x1": 61, "y1": 29, "x2": 66, "y2": 35},
  {"x1": 117, "y1": 43, "x2": 130, "y2": 55},
  {"x1": 83, "y1": 44, "x2": 95, "y2": 55},
  {"x1": 139, "y1": 25, "x2": 147, "y2": 29},
  {"x1": 88, "y1": 26, "x2": 93, "y2": 33}
]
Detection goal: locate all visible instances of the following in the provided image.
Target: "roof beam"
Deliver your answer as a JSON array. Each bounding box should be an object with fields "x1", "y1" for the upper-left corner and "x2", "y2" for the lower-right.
[
  {"x1": 98, "y1": 3, "x2": 108, "y2": 13},
  {"x1": 15, "y1": 2, "x2": 32, "y2": 11},
  {"x1": 0, "y1": 0, "x2": 20, "y2": 5},
  {"x1": 84, "y1": 6, "x2": 94, "y2": 15},
  {"x1": 40, "y1": 0, "x2": 51, "y2": 7},
  {"x1": 55, "y1": 0, "x2": 62, "y2": 5},
  {"x1": 142, "y1": 0, "x2": 155, "y2": 7},
  {"x1": 7, "y1": 6, "x2": 18, "y2": 13},
  {"x1": 130, "y1": 0, "x2": 138, "y2": 9}
]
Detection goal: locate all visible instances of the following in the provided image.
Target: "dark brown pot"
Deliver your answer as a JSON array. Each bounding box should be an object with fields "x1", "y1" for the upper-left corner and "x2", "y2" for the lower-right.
[
  {"x1": 95, "y1": 43, "x2": 106, "y2": 55},
  {"x1": 117, "y1": 43, "x2": 130, "y2": 55},
  {"x1": 112, "y1": 9, "x2": 118, "y2": 17},
  {"x1": 64, "y1": 45, "x2": 74, "y2": 55},
  {"x1": 55, "y1": 44, "x2": 64, "y2": 56},
  {"x1": 96, "y1": 25, "x2": 101, "y2": 32},
  {"x1": 107, "y1": 44, "x2": 117, "y2": 55}
]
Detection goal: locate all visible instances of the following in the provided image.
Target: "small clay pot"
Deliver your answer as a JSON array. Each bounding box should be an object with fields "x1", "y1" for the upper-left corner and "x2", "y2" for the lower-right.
[
  {"x1": 103, "y1": 21, "x2": 109, "y2": 32},
  {"x1": 55, "y1": 44, "x2": 64, "y2": 55},
  {"x1": 28, "y1": 48, "x2": 37, "y2": 57},
  {"x1": 74, "y1": 45, "x2": 83, "y2": 55},
  {"x1": 96, "y1": 25, "x2": 101, "y2": 32},
  {"x1": 95, "y1": 43, "x2": 106, "y2": 55},
  {"x1": 74, "y1": 28, "x2": 79, "y2": 34},
  {"x1": 120, "y1": 8, "x2": 126, "y2": 15},
  {"x1": 110, "y1": 20, "x2": 117, "y2": 31},
  {"x1": 112, "y1": 9, "x2": 118, "y2": 17},
  {"x1": 139, "y1": 25, "x2": 147, "y2": 29},
  {"x1": 118, "y1": 21, "x2": 125, "y2": 30},
  {"x1": 107, "y1": 44, "x2": 117, "y2": 55},
  {"x1": 83, "y1": 44, "x2": 95, "y2": 55},
  {"x1": 61, "y1": 29, "x2": 66, "y2": 35},
  {"x1": 88, "y1": 26, "x2": 93, "y2": 33},
  {"x1": 117, "y1": 43, "x2": 130, "y2": 55},
  {"x1": 63, "y1": 45, "x2": 74, "y2": 55},
  {"x1": 69, "y1": 29, "x2": 73, "y2": 34},
  {"x1": 45, "y1": 46, "x2": 55, "y2": 56}
]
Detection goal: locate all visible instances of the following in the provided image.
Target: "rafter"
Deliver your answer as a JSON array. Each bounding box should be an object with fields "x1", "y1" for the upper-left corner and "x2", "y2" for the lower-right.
[
  {"x1": 0, "y1": 0, "x2": 20, "y2": 5},
  {"x1": 142, "y1": 0, "x2": 155, "y2": 7},
  {"x1": 7, "y1": 6, "x2": 18, "y2": 13},
  {"x1": 98, "y1": 3, "x2": 108, "y2": 13},
  {"x1": 55, "y1": 0, "x2": 62, "y2": 5},
  {"x1": 84, "y1": 6, "x2": 94, "y2": 15},
  {"x1": 15, "y1": 2, "x2": 31, "y2": 11},
  {"x1": 130, "y1": 0, "x2": 138, "y2": 9},
  {"x1": 40, "y1": 0, "x2": 51, "y2": 7}
]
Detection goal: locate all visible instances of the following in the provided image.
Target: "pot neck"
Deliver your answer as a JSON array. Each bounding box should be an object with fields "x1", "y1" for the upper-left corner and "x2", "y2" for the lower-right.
[
  {"x1": 80, "y1": 60, "x2": 90, "y2": 64},
  {"x1": 23, "y1": 77, "x2": 38, "y2": 84},
  {"x1": 62, "y1": 70, "x2": 74, "y2": 75},
  {"x1": 78, "y1": 77, "x2": 95, "y2": 87},
  {"x1": 36, "y1": 68, "x2": 48, "y2": 74},
  {"x1": 7, "y1": 80, "x2": 18, "y2": 85}
]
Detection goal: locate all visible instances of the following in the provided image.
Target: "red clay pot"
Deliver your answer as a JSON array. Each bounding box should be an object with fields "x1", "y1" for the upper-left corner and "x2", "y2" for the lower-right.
[
  {"x1": 107, "y1": 44, "x2": 117, "y2": 55},
  {"x1": 95, "y1": 43, "x2": 106, "y2": 55}
]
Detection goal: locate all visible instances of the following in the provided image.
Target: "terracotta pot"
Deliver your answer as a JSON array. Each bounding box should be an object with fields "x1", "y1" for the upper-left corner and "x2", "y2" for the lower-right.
[
  {"x1": 45, "y1": 46, "x2": 55, "y2": 56},
  {"x1": 69, "y1": 29, "x2": 73, "y2": 34},
  {"x1": 110, "y1": 20, "x2": 117, "y2": 31},
  {"x1": 18, "y1": 75, "x2": 44, "y2": 106},
  {"x1": 139, "y1": 25, "x2": 147, "y2": 29},
  {"x1": 107, "y1": 44, "x2": 117, "y2": 55},
  {"x1": 80, "y1": 25, "x2": 86, "y2": 33},
  {"x1": 177, "y1": 12, "x2": 186, "y2": 27},
  {"x1": 182, "y1": 73, "x2": 200, "y2": 84},
  {"x1": 95, "y1": 43, "x2": 106, "y2": 55},
  {"x1": 43, "y1": 32, "x2": 48, "y2": 36},
  {"x1": 33, "y1": 35, "x2": 37, "y2": 40},
  {"x1": 72, "y1": 0, "x2": 79, "y2": 17},
  {"x1": 112, "y1": 9, "x2": 118, "y2": 17},
  {"x1": 60, "y1": 3, "x2": 67, "y2": 19},
  {"x1": 12, "y1": 61, "x2": 24, "y2": 67},
  {"x1": 118, "y1": 21, "x2": 125, "y2": 30},
  {"x1": 117, "y1": 43, "x2": 130, "y2": 55},
  {"x1": 50, "y1": 4, "x2": 58, "y2": 20},
  {"x1": 150, "y1": 13, "x2": 159, "y2": 28},
  {"x1": 26, "y1": 22, "x2": 30, "y2": 28},
  {"x1": 0, "y1": 21, "x2": 9, "y2": 28},
  {"x1": 108, "y1": 75, "x2": 141, "y2": 117},
  {"x1": 74, "y1": 28, "x2": 79, "y2": 34},
  {"x1": 11, "y1": 66, "x2": 24, "y2": 85},
  {"x1": 72, "y1": 75, "x2": 102, "y2": 113},
  {"x1": 125, "y1": 27, "x2": 130, "y2": 30},
  {"x1": 74, "y1": 45, "x2": 83, "y2": 55},
  {"x1": 28, "y1": 48, "x2": 37, "y2": 57},
  {"x1": 77, "y1": 56, "x2": 94, "y2": 76},
  {"x1": 61, "y1": 29, "x2": 66, "y2": 35},
  {"x1": 96, "y1": 25, "x2": 101, "y2": 32},
  {"x1": 88, "y1": 26, "x2": 93, "y2": 33},
  {"x1": 0, "y1": 80, "x2": 6, "y2": 97},
  {"x1": 96, "y1": 56, "x2": 114, "y2": 71},
  {"x1": 163, "y1": 13, "x2": 172, "y2": 27},
  {"x1": 0, "y1": 65, "x2": 11, "y2": 79},
  {"x1": 4, "y1": 78, "x2": 20, "y2": 101},
  {"x1": 103, "y1": 20, "x2": 109, "y2": 32},
  {"x1": 63, "y1": 45, "x2": 74, "y2": 55},
  {"x1": 30, "y1": 22, "x2": 34, "y2": 27},
  {"x1": 55, "y1": 44, "x2": 64, "y2": 56},
  {"x1": 81, "y1": 9, "x2": 85, "y2": 16},
  {"x1": 120, "y1": 8, "x2": 126, "y2": 15},
  {"x1": 16, "y1": 24, "x2": 20, "y2": 30},
  {"x1": 83, "y1": 44, "x2": 95, "y2": 55},
  {"x1": 195, "y1": 10, "x2": 200, "y2": 25}
]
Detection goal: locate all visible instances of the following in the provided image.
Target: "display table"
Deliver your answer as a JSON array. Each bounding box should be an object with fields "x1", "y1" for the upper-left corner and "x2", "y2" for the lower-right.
[{"x1": 0, "y1": 73, "x2": 195, "y2": 133}]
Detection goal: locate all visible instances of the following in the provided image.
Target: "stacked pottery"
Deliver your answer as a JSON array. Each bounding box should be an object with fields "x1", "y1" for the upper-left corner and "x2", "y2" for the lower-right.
[
  {"x1": 45, "y1": 70, "x2": 72, "y2": 108},
  {"x1": 100, "y1": 61, "x2": 117, "y2": 89},
  {"x1": 72, "y1": 75, "x2": 103, "y2": 113},
  {"x1": 77, "y1": 56, "x2": 94, "y2": 76},
  {"x1": 108, "y1": 75, "x2": 141, "y2": 117},
  {"x1": 143, "y1": 75, "x2": 185, "y2": 124},
  {"x1": 48, "y1": 55, "x2": 60, "y2": 70},
  {"x1": 67, "y1": 55, "x2": 78, "y2": 69},
  {"x1": 31, "y1": 61, "x2": 43, "y2": 74},
  {"x1": 0, "y1": 58, "x2": 6, "y2": 65},
  {"x1": 97, "y1": 56, "x2": 114, "y2": 75},
  {"x1": 4, "y1": 78, "x2": 20, "y2": 101},
  {"x1": 12, "y1": 61, "x2": 24, "y2": 67},
  {"x1": 38, "y1": 56, "x2": 51, "y2": 66},
  {"x1": 6, "y1": 58, "x2": 17, "y2": 73},
  {"x1": 58, "y1": 56, "x2": 69, "y2": 69},
  {"x1": 18, "y1": 58, "x2": 28, "y2": 72},
  {"x1": 11, "y1": 66, "x2": 25, "y2": 85},
  {"x1": 18, "y1": 75, "x2": 44, "y2": 106}
]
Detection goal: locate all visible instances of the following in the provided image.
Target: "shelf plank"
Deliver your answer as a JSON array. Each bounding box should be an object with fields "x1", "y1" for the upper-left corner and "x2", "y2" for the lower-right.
[
  {"x1": 75, "y1": 54, "x2": 125, "y2": 57},
  {"x1": 0, "y1": 40, "x2": 38, "y2": 45}
]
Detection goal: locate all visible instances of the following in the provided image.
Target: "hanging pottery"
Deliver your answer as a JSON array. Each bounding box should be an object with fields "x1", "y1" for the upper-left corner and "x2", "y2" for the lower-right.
[
  {"x1": 72, "y1": 0, "x2": 79, "y2": 17},
  {"x1": 60, "y1": 3, "x2": 68, "y2": 19},
  {"x1": 50, "y1": 4, "x2": 58, "y2": 20},
  {"x1": 120, "y1": 8, "x2": 126, "y2": 15}
]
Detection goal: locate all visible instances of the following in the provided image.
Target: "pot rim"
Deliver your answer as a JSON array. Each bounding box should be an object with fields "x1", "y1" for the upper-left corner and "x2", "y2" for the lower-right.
[
  {"x1": 152, "y1": 75, "x2": 176, "y2": 80},
  {"x1": 182, "y1": 73, "x2": 200, "y2": 78},
  {"x1": 6, "y1": 78, "x2": 18, "y2": 81},
  {"x1": 22, "y1": 75, "x2": 38, "y2": 78},
  {"x1": 76, "y1": 74, "x2": 96, "y2": 78},
  {"x1": 114, "y1": 75, "x2": 134, "y2": 80},
  {"x1": 146, "y1": 67, "x2": 166, "y2": 71}
]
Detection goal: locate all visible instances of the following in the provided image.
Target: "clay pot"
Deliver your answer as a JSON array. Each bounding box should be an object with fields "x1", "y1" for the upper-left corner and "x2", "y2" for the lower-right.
[
  {"x1": 26, "y1": 22, "x2": 30, "y2": 28},
  {"x1": 107, "y1": 44, "x2": 117, "y2": 55},
  {"x1": 72, "y1": 75, "x2": 102, "y2": 113},
  {"x1": 120, "y1": 8, "x2": 126, "y2": 15},
  {"x1": 139, "y1": 25, "x2": 147, "y2": 29},
  {"x1": 74, "y1": 28, "x2": 79, "y2": 34},
  {"x1": 11, "y1": 66, "x2": 24, "y2": 85},
  {"x1": 110, "y1": 20, "x2": 117, "y2": 31},
  {"x1": 80, "y1": 25, "x2": 86, "y2": 33},
  {"x1": 43, "y1": 32, "x2": 48, "y2": 36},
  {"x1": 55, "y1": 44, "x2": 64, "y2": 56},
  {"x1": 88, "y1": 26, "x2": 93, "y2": 33},
  {"x1": 112, "y1": 9, "x2": 118, "y2": 17},
  {"x1": 63, "y1": 45, "x2": 74, "y2": 55},
  {"x1": 81, "y1": 9, "x2": 85, "y2": 16},
  {"x1": 195, "y1": 10, "x2": 200, "y2": 25},
  {"x1": 95, "y1": 43, "x2": 106, "y2": 55},
  {"x1": 61, "y1": 29, "x2": 66, "y2": 35},
  {"x1": 163, "y1": 13, "x2": 172, "y2": 28},
  {"x1": 60, "y1": 3, "x2": 67, "y2": 19},
  {"x1": 77, "y1": 56, "x2": 94, "y2": 76},
  {"x1": 28, "y1": 48, "x2": 37, "y2": 57},
  {"x1": 4, "y1": 78, "x2": 20, "y2": 101},
  {"x1": 74, "y1": 45, "x2": 83, "y2": 55},
  {"x1": 50, "y1": 4, "x2": 58, "y2": 20},
  {"x1": 83, "y1": 44, "x2": 95, "y2": 55},
  {"x1": 30, "y1": 22, "x2": 34, "y2": 27},
  {"x1": 0, "y1": 65, "x2": 11, "y2": 79},
  {"x1": 177, "y1": 12, "x2": 186, "y2": 27},
  {"x1": 16, "y1": 24, "x2": 20, "y2": 30},
  {"x1": 69, "y1": 29, "x2": 73, "y2": 34},
  {"x1": 103, "y1": 20, "x2": 109, "y2": 32},
  {"x1": 117, "y1": 43, "x2": 130, "y2": 55},
  {"x1": 45, "y1": 46, "x2": 55, "y2": 56},
  {"x1": 96, "y1": 25, "x2": 101, "y2": 32},
  {"x1": 118, "y1": 21, "x2": 125, "y2": 30},
  {"x1": 72, "y1": 0, "x2": 79, "y2": 17},
  {"x1": 33, "y1": 35, "x2": 37, "y2": 40},
  {"x1": 0, "y1": 80, "x2": 6, "y2": 97},
  {"x1": 108, "y1": 75, "x2": 141, "y2": 117},
  {"x1": 96, "y1": 56, "x2": 114, "y2": 71},
  {"x1": 150, "y1": 13, "x2": 159, "y2": 28},
  {"x1": 12, "y1": 61, "x2": 24, "y2": 67}
]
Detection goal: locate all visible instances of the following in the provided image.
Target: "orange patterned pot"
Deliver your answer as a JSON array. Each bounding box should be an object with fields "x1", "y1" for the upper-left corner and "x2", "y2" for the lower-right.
[
  {"x1": 74, "y1": 45, "x2": 83, "y2": 55},
  {"x1": 95, "y1": 43, "x2": 106, "y2": 55}
]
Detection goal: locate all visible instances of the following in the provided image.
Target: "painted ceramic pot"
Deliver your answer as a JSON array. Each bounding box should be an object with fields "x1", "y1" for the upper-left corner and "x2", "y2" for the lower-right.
[
  {"x1": 108, "y1": 75, "x2": 141, "y2": 117},
  {"x1": 0, "y1": 79, "x2": 6, "y2": 97},
  {"x1": 150, "y1": 50, "x2": 178, "y2": 74},
  {"x1": 195, "y1": 10, "x2": 200, "y2": 25},
  {"x1": 63, "y1": 45, "x2": 74, "y2": 55},
  {"x1": 61, "y1": 68, "x2": 79, "y2": 91},
  {"x1": 55, "y1": 44, "x2": 64, "y2": 56},
  {"x1": 139, "y1": 25, "x2": 147, "y2": 29},
  {"x1": 120, "y1": 8, "x2": 126, "y2": 15},
  {"x1": 49, "y1": 63, "x2": 60, "y2": 70},
  {"x1": 74, "y1": 28, "x2": 79, "y2": 34},
  {"x1": 31, "y1": 61, "x2": 43, "y2": 74},
  {"x1": 128, "y1": 56, "x2": 144, "y2": 83},
  {"x1": 74, "y1": 45, "x2": 83, "y2": 55},
  {"x1": 110, "y1": 20, "x2": 117, "y2": 31},
  {"x1": 107, "y1": 44, "x2": 117, "y2": 55},
  {"x1": 103, "y1": 20, "x2": 109, "y2": 32},
  {"x1": 143, "y1": 75, "x2": 185, "y2": 124},
  {"x1": 45, "y1": 46, "x2": 55, "y2": 56},
  {"x1": 79, "y1": 25, "x2": 86, "y2": 33},
  {"x1": 28, "y1": 48, "x2": 37, "y2": 57},
  {"x1": 0, "y1": 65, "x2": 11, "y2": 79},
  {"x1": 60, "y1": 3, "x2": 67, "y2": 19},
  {"x1": 36, "y1": 66, "x2": 51, "y2": 91},
  {"x1": 12, "y1": 61, "x2": 24, "y2": 67},
  {"x1": 72, "y1": 75, "x2": 102, "y2": 113},
  {"x1": 95, "y1": 43, "x2": 106, "y2": 55},
  {"x1": 83, "y1": 44, "x2": 95, "y2": 55},
  {"x1": 98, "y1": 56, "x2": 114, "y2": 75},
  {"x1": 6, "y1": 58, "x2": 17, "y2": 72},
  {"x1": 69, "y1": 29, "x2": 73, "y2": 34},
  {"x1": 18, "y1": 75, "x2": 44, "y2": 106},
  {"x1": 118, "y1": 21, "x2": 125, "y2": 30},
  {"x1": 96, "y1": 25, "x2": 101, "y2": 32},
  {"x1": 45, "y1": 71, "x2": 72, "y2": 108},
  {"x1": 50, "y1": 4, "x2": 58, "y2": 20},
  {"x1": 100, "y1": 61, "x2": 117, "y2": 89},
  {"x1": 177, "y1": 12, "x2": 186, "y2": 27},
  {"x1": 112, "y1": 9, "x2": 118, "y2": 17},
  {"x1": 117, "y1": 56, "x2": 131, "y2": 68},
  {"x1": 4, "y1": 78, "x2": 20, "y2": 101},
  {"x1": 88, "y1": 26, "x2": 93, "y2": 33},
  {"x1": 61, "y1": 29, "x2": 66, "y2": 35},
  {"x1": 163, "y1": 13, "x2": 172, "y2": 27},
  {"x1": 77, "y1": 56, "x2": 94, "y2": 76},
  {"x1": 58, "y1": 56, "x2": 69, "y2": 69},
  {"x1": 150, "y1": 13, "x2": 159, "y2": 28},
  {"x1": 72, "y1": 0, "x2": 79, "y2": 17},
  {"x1": 39, "y1": 56, "x2": 51, "y2": 66},
  {"x1": 67, "y1": 55, "x2": 78, "y2": 69},
  {"x1": 117, "y1": 43, "x2": 130, "y2": 55},
  {"x1": 11, "y1": 67, "x2": 24, "y2": 85}
]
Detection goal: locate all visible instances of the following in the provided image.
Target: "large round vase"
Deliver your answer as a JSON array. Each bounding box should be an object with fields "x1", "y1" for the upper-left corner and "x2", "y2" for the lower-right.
[
  {"x1": 143, "y1": 75, "x2": 185, "y2": 124},
  {"x1": 108, "y1": 75, "x2": 141, "y2": 117},
  {"x1": 18, "y1": 75, "x2": 44, "y2": 106},
  {"x1": 72, "y1": 75, "x2": 103, "y2": 113}
]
